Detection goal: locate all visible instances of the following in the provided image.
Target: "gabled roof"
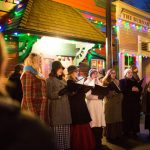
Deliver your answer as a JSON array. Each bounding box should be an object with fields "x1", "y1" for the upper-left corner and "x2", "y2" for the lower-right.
[{"x1": 4, "y1": 0, "x2": 105, "y2": 43}]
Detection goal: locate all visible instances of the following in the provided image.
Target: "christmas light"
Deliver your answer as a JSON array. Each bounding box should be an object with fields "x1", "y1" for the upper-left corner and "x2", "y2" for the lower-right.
[
  {"x1": 8, "y1": 19, "x2": 12, "y2": 24},
  {"x1": 117, "y1": 19, "x2": 150, "y2": 33},
  {"x1": 14, "y1": 32, "x2": 18, "y2": 36},
  {"x1": 16, "y1": 0, "x2": 20, "y2": 4}
]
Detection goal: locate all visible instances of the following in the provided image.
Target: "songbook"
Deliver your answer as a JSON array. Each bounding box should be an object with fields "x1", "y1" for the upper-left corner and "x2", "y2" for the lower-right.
[
  {"x1": 76, "y1": 83, "x2": 93, "y2": 93},
  {"x1": 92, "y1": 84, "x2": 109, "y2": 96},
  {"x1": 109, "y1": 81, "x2": 121, "y2": 93},
  {"x1": 76, "y1": 78, "x2": 85, "y2": 85}
]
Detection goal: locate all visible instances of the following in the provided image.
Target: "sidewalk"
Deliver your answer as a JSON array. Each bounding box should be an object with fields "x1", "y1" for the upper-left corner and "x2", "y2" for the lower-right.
[{"x1": 102, "y1": 115, "x2": 150, "y2": 150}]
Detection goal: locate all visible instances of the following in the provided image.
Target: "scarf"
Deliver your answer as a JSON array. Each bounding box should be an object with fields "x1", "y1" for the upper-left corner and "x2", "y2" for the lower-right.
[{"x1": 23, "y1": 66, "x2": 45, "y2": 80}]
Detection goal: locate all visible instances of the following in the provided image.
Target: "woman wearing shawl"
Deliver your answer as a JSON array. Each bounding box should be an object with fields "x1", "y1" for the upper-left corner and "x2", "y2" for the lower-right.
[{"x1": 21, "y1": 53, "x2": 49, "y2": 125}]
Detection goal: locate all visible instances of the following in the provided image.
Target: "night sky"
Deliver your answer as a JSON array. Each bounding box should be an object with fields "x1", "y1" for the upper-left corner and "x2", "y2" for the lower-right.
[{"x1": 122, "y1": 0, "x2": 150, "y2": 13}]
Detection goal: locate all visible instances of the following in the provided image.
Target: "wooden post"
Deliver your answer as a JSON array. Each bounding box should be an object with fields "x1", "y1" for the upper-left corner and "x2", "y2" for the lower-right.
[{"x1": 106, "y1": 0, "x2": 113, "y2": 70}]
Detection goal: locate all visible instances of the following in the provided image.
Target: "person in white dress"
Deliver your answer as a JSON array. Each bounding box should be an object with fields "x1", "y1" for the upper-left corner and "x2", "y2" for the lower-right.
[{"x1": 84, "y1": 69, "x2": 106, "y2": 149}]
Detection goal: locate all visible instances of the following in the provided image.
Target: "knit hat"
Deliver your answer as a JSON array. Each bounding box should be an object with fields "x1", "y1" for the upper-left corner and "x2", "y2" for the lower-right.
[
  {"x1": 52, "y1": 61, "x2": 64, "y2": 71},
  {"x1": 124, "y1": 68, "x2": 132, "y2": 77},
  {"x1": 67, "y1": 65, "x2": 78, "y2": 75},
  {"x1": 88, "y1": 69, "x2": 97, "y2": 77}
]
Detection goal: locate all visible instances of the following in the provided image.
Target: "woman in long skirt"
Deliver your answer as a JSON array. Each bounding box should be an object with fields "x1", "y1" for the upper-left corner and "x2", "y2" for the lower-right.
[
  {"x1": 46, "y1": 61, "x2": 72, "y2": 150},
  {"x1": 85, "y1": 69, "x2": 106, "y2": 149},
  {"x1": 102, "y1": 69, "x2": 123, "y2": 140},
  {"x1": 67, "y1": 65, "x2": 95, "y2": 150}
]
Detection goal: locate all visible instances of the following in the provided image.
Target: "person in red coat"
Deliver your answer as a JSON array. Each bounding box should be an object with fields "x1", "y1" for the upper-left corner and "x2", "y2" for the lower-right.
[{"x1": 21, "y1": 53, "x2": 49, "y2": 125}]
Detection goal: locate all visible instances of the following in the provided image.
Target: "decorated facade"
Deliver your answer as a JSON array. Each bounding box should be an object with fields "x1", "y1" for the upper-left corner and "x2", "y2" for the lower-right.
[
  {"x1": 0, "y1": 0, "x2": 106, "y2": 77},
  {"x1": 113, "y1": 1, "x2": 150, "y2": 82}
]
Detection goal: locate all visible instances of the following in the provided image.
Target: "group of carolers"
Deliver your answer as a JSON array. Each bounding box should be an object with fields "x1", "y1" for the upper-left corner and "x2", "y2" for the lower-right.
[{"x1": 7, "y1": 52, "x2": 149, "y2": 150}]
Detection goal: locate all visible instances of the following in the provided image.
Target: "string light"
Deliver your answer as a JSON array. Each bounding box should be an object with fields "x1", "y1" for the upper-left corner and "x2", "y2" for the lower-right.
[
  {"x1": 14, "y1": 32, "x2": 18, "y2": 36},
  {"x1": 87, "y1": 18, "x2": 105, "y2": 26},
  {"x1": 117, "y1": 19, "x2": 150, "y2": 33},
  {"x1": 119, "y1": 52, "x2": 150, "y2": 58},
  {"x1": 8, "y1": 19, "x2": 12, "y2": 24}
]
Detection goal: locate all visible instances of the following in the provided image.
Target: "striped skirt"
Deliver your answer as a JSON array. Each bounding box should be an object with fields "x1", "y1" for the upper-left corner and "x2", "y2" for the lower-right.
[{"x1": 52, "y1": 125, "x2": 70, "y2": 150}]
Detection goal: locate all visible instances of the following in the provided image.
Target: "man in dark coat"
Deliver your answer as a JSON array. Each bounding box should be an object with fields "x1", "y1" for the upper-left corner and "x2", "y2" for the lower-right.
[{"x1": 7, "y1": 64, "x2": 23, "y2": 104}]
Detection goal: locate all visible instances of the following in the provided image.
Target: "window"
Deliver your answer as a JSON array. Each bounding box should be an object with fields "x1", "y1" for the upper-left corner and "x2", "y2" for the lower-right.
[{"x1": 124, "y1": 55, "x2": 136, "y2": 69}]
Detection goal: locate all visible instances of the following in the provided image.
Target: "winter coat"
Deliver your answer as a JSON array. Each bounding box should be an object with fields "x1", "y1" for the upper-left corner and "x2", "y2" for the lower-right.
[
  {"x1": 21, "y1": 70, "x2": 48, "y2": 125},
  {"x1": 104, "y1": 79, "x2": 123, "y2": 124},
  {"x1": 46, "y1": 76, "x2": 72, "y2": 126},
  {"x1": 7, "y1": 72, "x2": 23, "y2": 104},
  {"x1": 120, "y1": 78, "x2": 142, "y2": 133},
  {"x1": 67, "y1": 79, "x2": 91, "y2": 124}
]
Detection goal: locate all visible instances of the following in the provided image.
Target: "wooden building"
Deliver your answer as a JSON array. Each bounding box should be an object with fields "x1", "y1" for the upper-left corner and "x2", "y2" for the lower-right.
[{"x1": 113, "y1": 1, "x2": 150, "y2": 83}]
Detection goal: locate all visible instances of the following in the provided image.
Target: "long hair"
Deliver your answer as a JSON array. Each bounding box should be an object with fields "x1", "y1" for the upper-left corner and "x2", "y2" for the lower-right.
[
  {"x1": 24, "y1": 53, "x2": 41, "y2": 72},
  {"x1": 102, "y1": 69, "x2": 116, "y2": 86},
  {"x1": 0, "y1": 33, "x2": 8, "y2": 95}
]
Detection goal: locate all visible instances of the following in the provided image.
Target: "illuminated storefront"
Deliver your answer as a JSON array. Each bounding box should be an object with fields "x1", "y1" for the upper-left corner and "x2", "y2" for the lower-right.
[{"x1": 113, "y1": 1, "x2": 150, "y2": 82}]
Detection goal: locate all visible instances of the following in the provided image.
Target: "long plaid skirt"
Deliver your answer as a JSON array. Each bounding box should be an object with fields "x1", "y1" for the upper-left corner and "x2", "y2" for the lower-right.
[{"x1": 52, "y1": 125, "x2": 70, "y2": 150}]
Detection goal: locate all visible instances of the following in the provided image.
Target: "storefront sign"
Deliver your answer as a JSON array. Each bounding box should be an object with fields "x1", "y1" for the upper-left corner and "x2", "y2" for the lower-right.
[{"x1": 121, "y1": 12, "x2": 150, "y2": 27}]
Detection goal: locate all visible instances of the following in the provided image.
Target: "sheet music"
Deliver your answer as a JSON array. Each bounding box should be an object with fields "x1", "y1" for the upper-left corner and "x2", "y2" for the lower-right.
[{"x1": 76, "y1": 78, "x2": 85, "y2": 85}]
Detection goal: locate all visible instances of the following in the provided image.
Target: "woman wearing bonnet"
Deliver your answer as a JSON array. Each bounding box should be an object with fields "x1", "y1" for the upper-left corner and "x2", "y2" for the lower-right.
[{"x1": 120, "y1": 68, "x2": 142, "y2": 137}]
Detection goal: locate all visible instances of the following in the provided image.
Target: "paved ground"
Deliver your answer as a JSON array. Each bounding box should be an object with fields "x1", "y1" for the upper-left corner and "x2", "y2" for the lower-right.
[{"x1": 102, "y1": 115, "x2": 150, "y2": 150}]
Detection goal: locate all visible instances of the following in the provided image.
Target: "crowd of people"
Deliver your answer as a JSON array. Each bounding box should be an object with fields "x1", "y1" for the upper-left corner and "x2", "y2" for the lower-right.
[{"x1": 0, "y1": 33, "x2": 150, "y2": 150}]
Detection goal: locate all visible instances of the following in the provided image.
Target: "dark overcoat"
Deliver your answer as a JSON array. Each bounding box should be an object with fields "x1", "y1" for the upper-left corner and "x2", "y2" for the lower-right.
[
  {"x1": 67, "y1": 79, "x2": 91, "y2": 124},
  {"x1": 120, "y1": 78, "x2": 142, "y2": 133}
]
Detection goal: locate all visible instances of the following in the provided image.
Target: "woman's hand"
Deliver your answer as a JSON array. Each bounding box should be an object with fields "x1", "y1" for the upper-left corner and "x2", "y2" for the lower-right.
[{"x1": 132, "y1": 86, "x2": 139, "y2": 92}]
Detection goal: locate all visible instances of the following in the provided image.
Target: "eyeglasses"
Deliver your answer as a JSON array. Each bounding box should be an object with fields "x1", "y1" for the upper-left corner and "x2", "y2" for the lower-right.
[{"x1": 111, "y1": 72, "x2": 116, "y2": 74}]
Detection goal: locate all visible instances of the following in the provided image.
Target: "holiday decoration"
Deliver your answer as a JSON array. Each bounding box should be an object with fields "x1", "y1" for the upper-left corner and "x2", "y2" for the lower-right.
[{"x1": 117, "y1": 18, "x2": 150, "y2": 33}]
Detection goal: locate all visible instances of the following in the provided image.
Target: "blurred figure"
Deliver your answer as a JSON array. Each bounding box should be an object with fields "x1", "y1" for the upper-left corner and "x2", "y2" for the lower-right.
[
  {"x1": 142, "y1": 80, "x2": 150, "y2": 136},
  {"x1": 7, "y1": 64, "x2": 23, "y2": 104},
  {"x1": 102, "y1": 69, "x2": 123, "y2": 140},
  {"x1": 131, "y1": 65, "x2": 140, "y2": 82},
  {"x1": 0, "y1": 33, "x2": 55, "y2": 150},
  {"x1": 67, "y1": 65, "x2": 95, "y2": 150},
  {"x1": 98, "y1": 69, "x2": 105, "y2": 80},
  {"x1": 120, "y1": 69, "x2": 142, "y2": 137},
  {"x1": 46, "y1": 61, "x2": 72, "y2": 150},
  {"x1": 78, "y1": 62, "x2": 90, "y2": 80},
  {"x1": 85, "y1": 69, "x2": 106, "y2": 149},
  {"x1": 21, "y1": 53, "x2": 49, "y2": 125}
]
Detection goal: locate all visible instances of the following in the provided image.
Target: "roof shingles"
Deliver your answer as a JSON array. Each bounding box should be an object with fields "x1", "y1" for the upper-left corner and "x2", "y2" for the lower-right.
[{"x1": 5, "y1": 0, "x2": 105, "y2": 43}]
